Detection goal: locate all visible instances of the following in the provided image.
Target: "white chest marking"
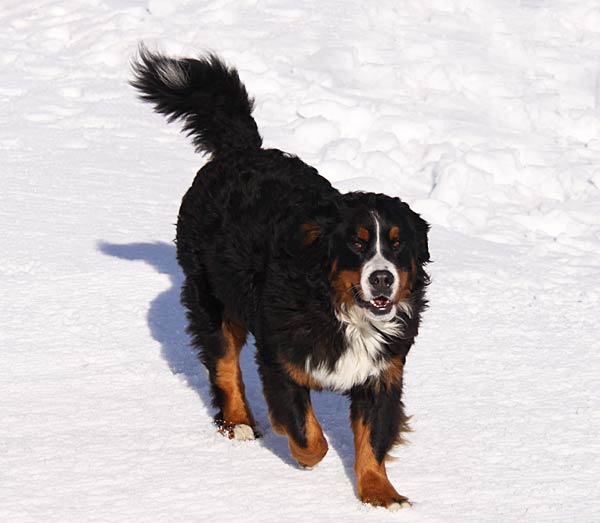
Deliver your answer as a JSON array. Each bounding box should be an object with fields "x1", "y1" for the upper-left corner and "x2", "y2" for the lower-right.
[{"x1": 306, "y1": 305, "x2": 404, "y2": 392}]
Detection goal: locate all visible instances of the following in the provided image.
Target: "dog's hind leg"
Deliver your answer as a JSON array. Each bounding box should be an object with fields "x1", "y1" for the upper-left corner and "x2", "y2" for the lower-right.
[
  {"x1": 181, "y1": 275, "x2": 257, "y2": 440},
  {"x1": 212, "y1": 315, "x2": 257, "y2": 439}
]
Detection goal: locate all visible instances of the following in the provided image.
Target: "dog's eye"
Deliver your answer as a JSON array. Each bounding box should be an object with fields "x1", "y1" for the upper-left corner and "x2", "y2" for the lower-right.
[
  {"x1": 352, "y1": 240, "x2": 365, "y2": 251},
  {"x1": 391, "y1": 240, "x2": 404, "y2": 252}
]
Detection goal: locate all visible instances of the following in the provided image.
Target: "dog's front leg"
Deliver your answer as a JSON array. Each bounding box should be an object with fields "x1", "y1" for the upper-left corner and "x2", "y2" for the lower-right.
[
  {"x1": 349, "y1": 383, "x2": 411, "y2": 510},
  {"x1": 257, "y1": 359, "x2": 328, "y2": 468}
]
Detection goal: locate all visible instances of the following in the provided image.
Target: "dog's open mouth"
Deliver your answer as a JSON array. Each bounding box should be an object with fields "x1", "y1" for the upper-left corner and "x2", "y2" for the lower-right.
[
  {"x1": 352, "y1": 286, "x2": 394, "y2": 316},
  {"x1": 370, "y1": 295, "x2": 392, "y2": 311}
]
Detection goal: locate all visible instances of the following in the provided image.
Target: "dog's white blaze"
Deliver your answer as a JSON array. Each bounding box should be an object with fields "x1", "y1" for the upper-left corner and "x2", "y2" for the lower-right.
[
  {"x1": 374, "y1": 212, "x2": 382, "y2": 254},
  {"x1": 156, "y1": 59, "x2": 189, "y2": 89},
  {"x1": 306, "y1": 305, "x2": 404, "y2": 392},
  {"x1": 360, "y1": 213, "x2": 400, "y2": 303}
]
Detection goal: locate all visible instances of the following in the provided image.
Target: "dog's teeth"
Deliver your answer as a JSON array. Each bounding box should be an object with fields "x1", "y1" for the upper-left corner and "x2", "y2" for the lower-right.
[{"x1": 370, "y1": 298, "x2": 390, "y2": 308}]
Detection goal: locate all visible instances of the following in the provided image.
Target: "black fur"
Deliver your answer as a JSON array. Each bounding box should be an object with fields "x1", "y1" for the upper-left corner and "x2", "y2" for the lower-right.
[
  {"x1": 130, "y1": 46, "x2": 262, "y2": 156},
  {"x1": 131, "y1": 46, "x2": 430, "y2": 507}
]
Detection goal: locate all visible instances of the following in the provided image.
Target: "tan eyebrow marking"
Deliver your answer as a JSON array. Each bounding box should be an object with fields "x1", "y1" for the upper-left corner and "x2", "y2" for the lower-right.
[
  {"x1": 389, "y1": 226, "x2": 400, "y2": 241},
  {"x1": 357, "y1": 227, "x2": 370, "y2": 242}
]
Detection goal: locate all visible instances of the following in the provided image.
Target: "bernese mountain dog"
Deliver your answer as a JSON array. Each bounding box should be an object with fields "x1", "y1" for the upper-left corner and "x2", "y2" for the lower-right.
[{"x1": 130, "y1": 46, "x2": 430, "y2": 510}]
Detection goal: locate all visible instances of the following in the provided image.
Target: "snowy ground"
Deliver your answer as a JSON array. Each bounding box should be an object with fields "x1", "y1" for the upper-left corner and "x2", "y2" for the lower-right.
[{"x1": 2, "y1": 1, "x2": 600, "y2": 521}]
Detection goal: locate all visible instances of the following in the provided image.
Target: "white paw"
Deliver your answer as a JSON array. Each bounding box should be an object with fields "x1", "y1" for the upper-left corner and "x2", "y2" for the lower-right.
[
  {"x1": 232, "y1": 424, "x2": 255, "y2": 441},
  {"x1": 387, "y1": 500, "x2": 411, "y2": 511}
]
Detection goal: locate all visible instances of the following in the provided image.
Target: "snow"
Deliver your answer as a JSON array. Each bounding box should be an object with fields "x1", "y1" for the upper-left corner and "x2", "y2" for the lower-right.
[{"x1": 2, "y1": 0, "x2": 600, "y2": 521}]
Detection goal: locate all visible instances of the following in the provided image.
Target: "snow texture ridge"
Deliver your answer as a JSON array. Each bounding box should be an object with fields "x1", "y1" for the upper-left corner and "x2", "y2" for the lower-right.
[{"x1": 2, "y1": 1, "x2": 599, "y2": 522}]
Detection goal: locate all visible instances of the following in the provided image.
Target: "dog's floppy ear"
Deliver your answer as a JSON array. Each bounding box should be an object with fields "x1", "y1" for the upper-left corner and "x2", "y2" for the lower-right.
[
  {"x1": 284, "y1": 220, "x2": 322, "y2": 257},
  {"x1": 395, "y1": 200, "x2": 430, "y2": 264},
  {"x1": 285, "y1": 200, "x2": 341, "y2": 257},
  {"x1": 297, "y1": 200, "x2": 341, "y2": 249},
  {"x1": 300, "y1": 222, "x2": 321, "y2": 246},
  {"x1": 411, "y1": 211, "x2": 430, "y2": 264}
]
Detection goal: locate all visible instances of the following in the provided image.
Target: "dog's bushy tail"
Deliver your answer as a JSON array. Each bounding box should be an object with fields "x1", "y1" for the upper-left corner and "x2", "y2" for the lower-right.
[{"x1": 130, "y1": 45, "x2": 262, "y2": 158}]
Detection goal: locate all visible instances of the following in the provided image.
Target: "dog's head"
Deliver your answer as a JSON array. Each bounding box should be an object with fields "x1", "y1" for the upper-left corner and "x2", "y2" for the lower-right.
[{"x1": 323, "y1": 193, "x2": 430, "y2": 322}]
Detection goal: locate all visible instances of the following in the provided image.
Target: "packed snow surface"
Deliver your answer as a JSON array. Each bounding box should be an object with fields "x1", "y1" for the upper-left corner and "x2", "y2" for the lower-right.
[{"x1": 2, "y1": 1, "x2": 600, "y2": 521}]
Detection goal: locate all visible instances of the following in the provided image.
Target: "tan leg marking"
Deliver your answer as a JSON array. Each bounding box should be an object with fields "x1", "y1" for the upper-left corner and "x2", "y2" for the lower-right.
[
  {"x1": 289, "y1": 404, "x2": 328, "y2": 468},
  {"x1": 215, "y1": 317, "x2": 255, "y2": 430},
  {"x1": 352, "y1": 418, "x2": 411, "y2": 508},
  {"x1": 271, "y1": 399, "x2": 329, "y2": 469}
]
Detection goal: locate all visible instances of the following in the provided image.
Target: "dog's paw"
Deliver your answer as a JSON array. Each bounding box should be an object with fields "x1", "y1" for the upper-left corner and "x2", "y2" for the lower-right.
[
  {"x1": 361, "y1": 496, "x2": 412, "y2": 511},
  {"x1": 386, "y1": 498, "x2": 412, "y2": 511},
  {"x1": 216, "y1": 420, "x2": 260, "y2": 441},
  {"x1": 231, "y1": 423, "x2": 256, "y2": 441},
  {"x1": 359, "y1": 484, "x2": 412, "y2": 510}
]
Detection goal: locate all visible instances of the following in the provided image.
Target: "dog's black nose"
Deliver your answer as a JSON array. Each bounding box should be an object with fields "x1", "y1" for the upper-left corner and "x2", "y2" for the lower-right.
[{"x1": 368, "y1": 270, "x2": 394, "y2": 291}]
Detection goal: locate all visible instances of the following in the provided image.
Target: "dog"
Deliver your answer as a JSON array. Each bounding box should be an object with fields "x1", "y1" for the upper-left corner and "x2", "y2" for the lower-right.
[{"x1": 130, "y1": 46, "x2": 430, "y2": 510}]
